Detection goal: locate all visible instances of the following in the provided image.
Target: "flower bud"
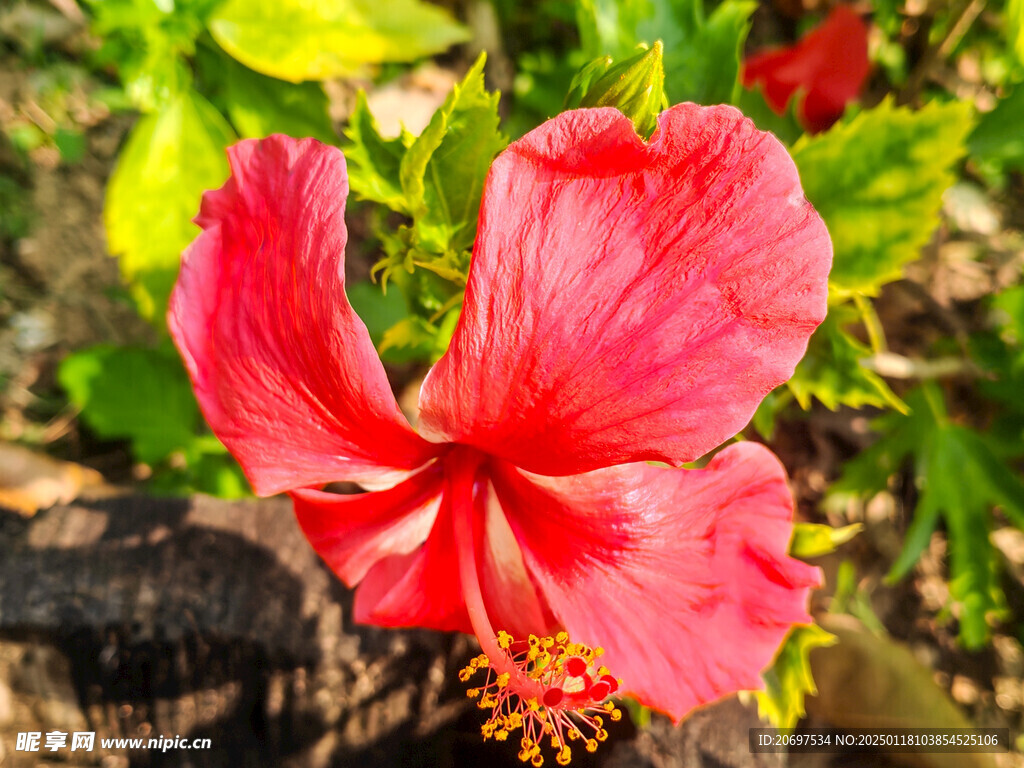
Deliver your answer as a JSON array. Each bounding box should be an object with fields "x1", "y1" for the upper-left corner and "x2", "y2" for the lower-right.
[{"x1": 565, "y1": 42, "x2": 667, "y2": 138}]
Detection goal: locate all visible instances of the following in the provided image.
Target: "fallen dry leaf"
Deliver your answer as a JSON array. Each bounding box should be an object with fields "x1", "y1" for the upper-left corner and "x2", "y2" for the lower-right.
[
  {"x1": 0, "y1": 442, "x2": 106, "y2": 516},
  {"x1": 808, "y1": 613, "x2": 999, "y2": 768}
]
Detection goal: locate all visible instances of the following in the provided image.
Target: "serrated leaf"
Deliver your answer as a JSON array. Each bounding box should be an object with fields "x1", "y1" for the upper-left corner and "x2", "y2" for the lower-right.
[
  {"x1": 790, "y1": 522, "x2": 863, "y2": 559},
  {"x1": 208, "y1": 0, "x2": 469, "y2": 83},
  {"x1": 198, "y1": 47, "x2": 335, "y2": 143},
  {"x1": 345, "y1": 91, "x2": 410, "y2": 211},
  {"x1": 59, "y1": 345, "x2": 199, "y2": 465},
  {"x1": 401, "y1": 54, "x2": 508, "y2": 254},
  {"x1": 756, "y1": 624, "x2": 837, "y2": 729},
  {"x1": 787, "y1": 306, "x2": 907, "y2": 412},
  {"x1": 828, "y1": 384, "x2": 1024, "y2": 648},
  {"x1": 105, "y1": 89, "x2": 234, "y2": 323},
  {"x1": 792, "y1": 99, "x2": 974, "y2": 300},
  {"x1": 576, "y1": 0, "x2": 755, "y2": 106}
]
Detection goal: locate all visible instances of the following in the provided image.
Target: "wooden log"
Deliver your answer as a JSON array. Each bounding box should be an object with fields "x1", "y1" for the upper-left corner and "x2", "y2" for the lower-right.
[{"x1": 0, "y1": 496, "x2": 782, "y2": 768}]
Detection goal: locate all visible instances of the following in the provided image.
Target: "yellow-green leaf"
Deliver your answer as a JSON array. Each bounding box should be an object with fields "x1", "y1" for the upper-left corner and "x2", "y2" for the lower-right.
[
  {"x1": 790, "y1": 523, "x2": 863, "y2": 559},
  {"x1": 208, "y1": 0, "x2": 470, "y2": 83},
  {"x1": 756, "y1": 624, "x2": 837, "y2": 729},
  {"x1": 787, "y1": 305, "x2": 907, "y2": 413},
  {"x1": 105, "y1": 90, "x2": 234, "y2": 323},
  {"x1": 793, "y1": 99, "x2": 974, "y2": 300}
]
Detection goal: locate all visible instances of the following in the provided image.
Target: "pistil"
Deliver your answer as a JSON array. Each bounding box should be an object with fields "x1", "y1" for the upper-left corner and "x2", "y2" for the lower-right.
[{"x1": 447, "y1": 448, "x2": 622, "y2": 766}]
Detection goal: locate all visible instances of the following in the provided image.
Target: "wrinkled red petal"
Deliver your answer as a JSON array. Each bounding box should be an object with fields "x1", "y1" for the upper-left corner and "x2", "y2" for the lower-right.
[
  {"x1": 353, "y1": 458, "x2": 552, "y2": 638},
  {"x1": 169, "y1": 135, "x2": 438, "y2": 495},
  {"x1": 419, "y1": 105, "x2": 830, "y2": 476},
  {"x1": 743, "y1": 6, "x2": 869, "y2": 133},
  {"x1": 353, "y1": 502, "x2": 471, "y2": 633},
  {"x1": 291, "y1": 463, "x2": 444, "y2": 587},
  {"x1": 491, "y1": 442, "x2": 819, "y2": 720}
]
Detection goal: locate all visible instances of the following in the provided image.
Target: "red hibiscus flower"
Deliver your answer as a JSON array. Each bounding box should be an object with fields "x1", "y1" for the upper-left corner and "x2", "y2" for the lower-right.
[
  {"x1": 742, "y1": 6, "x2": 870, "y2": 133},
  {"x1": 169, "y1": 103, "x2": 831, "y2": 759}
]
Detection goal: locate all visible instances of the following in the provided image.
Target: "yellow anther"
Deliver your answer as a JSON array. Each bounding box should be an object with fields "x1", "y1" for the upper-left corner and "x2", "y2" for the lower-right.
[
  {"x1": 594, "y1": 647, "x2": 604, "y2": 657},
  {"x1": 461, "y1": 627, "x2": 620, "y2": 764}
]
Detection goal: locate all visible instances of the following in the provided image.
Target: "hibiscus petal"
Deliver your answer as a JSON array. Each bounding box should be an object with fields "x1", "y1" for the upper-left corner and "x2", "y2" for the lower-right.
[
  {"x1": 291, "y1": 463, "x2": 444, "y2": 587},
  {"x1": 743, "y1": 7, "x2": 869, "y2": 133},
  {"x1": 490, "y1": 442, "x2": 819, "y2": 721},
  {"x1": 419, "y1": 105, "x2": 830, "y2": 476},
  {"x1": 354, "y1": 462, "x2": 552, "y2": 638},
  {"x1": 169, "y1": 135, "x2": 437, "y2": 495}
]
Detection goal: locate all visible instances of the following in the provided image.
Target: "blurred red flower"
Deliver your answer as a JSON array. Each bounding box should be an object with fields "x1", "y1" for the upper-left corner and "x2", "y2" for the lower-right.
[
  {"x1": 169, "y1": 104, "x2": 831, "y2": 745},
  {"x1": 743, "y1": 6, "x2": 870, "y2": 133}
]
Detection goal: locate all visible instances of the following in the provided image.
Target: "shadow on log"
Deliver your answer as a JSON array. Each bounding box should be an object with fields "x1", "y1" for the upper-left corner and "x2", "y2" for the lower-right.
[{"x1": 0, "y1": 496, "x2": 781, "y2": 768}]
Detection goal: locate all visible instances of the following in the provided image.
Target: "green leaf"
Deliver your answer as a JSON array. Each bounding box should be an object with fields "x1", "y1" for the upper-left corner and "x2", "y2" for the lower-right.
[
  {"x1": 756, "y1": 624, "x2": 837, "y2": 729},
  {"x1": 105, "y1": 89, "x2": 234, "y2": 323},
  {"x1": 735, "y1": 83, "x2": 803, "y2": 145},
  {"x1": 58, "y1": 345, "x2": 199, "y2": 465},
  {"x1": 787, "y1": 305, "x2": 907, "y2": 412},
  {"x1": 208, "y1": 0, "x2": 469, "y2": 83},
  {"x1": 828, "y1": 384, "x2": 1024, "y2": 648},
  {"x1": 400, "y1": 54, "x2": 508, "y2": 254},
  {"x1": 1009, "y1": 0, "x2": 1024, "y2": 71},
  {"x1": 790, "y1": 522, "x2": 863, "y2": 559},
  {"x1": 85, "y1": 0, "x2": 214, "y2": 110},
  {"x1": 151, "y1": 441, "x2": 251, "y2": 498},
  {"x1": 748, "y1": 387, "x2": 793, "y2": 441},
  {"x1": 378, "y1": 316, "x2": 440, "y2": 363},
  {"x1": 345, "y1": 90, "x2": 411, "y2": 211},
  {"x1": 198, "y1": 46, "x2": 335, "y2": 143},
  {"x1": 378, "y1": 304, "x2": 459, "y2": 364},
  {"x1": 792, "y1": 99, "x2": 974, "y2": 300},
  {"x1": 576, "y1": 0, "x2": 755, "y2": 106},
  {"x1": 970, "y1": 85, "x2": 1024, "y2": 178},
  {"x1": 347, "y1": 281, "x2": 408, "y2": 346}
]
